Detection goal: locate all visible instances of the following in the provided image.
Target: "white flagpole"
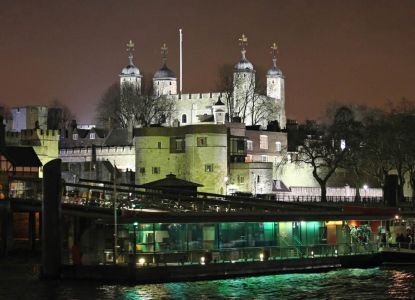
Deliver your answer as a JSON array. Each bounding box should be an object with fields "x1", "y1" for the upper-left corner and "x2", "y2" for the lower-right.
[{"x1": 179, "y1": 28, "x2": 183, "y2": 94}]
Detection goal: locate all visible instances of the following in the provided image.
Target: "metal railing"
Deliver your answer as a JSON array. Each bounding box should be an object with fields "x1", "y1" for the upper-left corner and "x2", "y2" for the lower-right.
[{"x1": 71, "y1": 242, "x2": 379, "y2": 267}]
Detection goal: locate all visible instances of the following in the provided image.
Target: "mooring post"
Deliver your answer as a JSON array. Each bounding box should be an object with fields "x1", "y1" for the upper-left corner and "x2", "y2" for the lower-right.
[
  {"x1": 0, "y1": 208, "x2": 13, "y2": 256},
  {"x1": 1, "y1": 208, "x2": 13, "y2": 256},
  {"x1": 41, "y1": 159, "x2": 62, "y2": 279}
]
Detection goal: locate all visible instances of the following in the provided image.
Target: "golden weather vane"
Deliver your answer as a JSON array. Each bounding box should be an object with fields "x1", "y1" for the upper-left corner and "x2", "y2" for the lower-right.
[
  {"x1": 161, "y1": 43, "x2": 168, "y2": 57},
  {"x1": 126, "y1": 40, "x2": 135, "y2": 52},
  {"x1": 238, "y1": 33, "x2": 248, "y2": 49},
  {"x1": 270, "y1": 42, "x2": 278, "y2": 57}
]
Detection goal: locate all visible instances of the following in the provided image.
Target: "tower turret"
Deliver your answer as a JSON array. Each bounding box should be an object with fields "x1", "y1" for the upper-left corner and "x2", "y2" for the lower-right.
[
  {"x1": 233, "y1": 34, "x2": 256, "y2": 125},
  {"x1": 119, "y1": 40, "x2": 142, "y2": 93},
  {"x1": 266, "y1": 42, "x2": 286, "y2": 128},
  {"x1": 153, "y1": 43, "x2": 177, "y2": 96}
]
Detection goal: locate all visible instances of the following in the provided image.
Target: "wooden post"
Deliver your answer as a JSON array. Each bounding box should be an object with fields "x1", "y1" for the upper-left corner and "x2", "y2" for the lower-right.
[
  {"x1": 41, "y1": 159, "x2": 62, "y2": 279},
  {"x1": 1, "y1": 209, "x2": 13, "y2": 255}
]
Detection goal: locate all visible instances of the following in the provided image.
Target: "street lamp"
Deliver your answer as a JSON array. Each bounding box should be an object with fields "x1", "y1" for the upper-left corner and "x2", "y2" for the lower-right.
[
  {"x1": 133, "y1": 222, "x2": 138, "y2": 266},
  {"x1": 363, "y1": 184, "x2": 368, "y2": 199},
  {"x1": 340, "y1": 139, "x2": 346, "y2": 151},
  {"x1": 224, "y1": 176, "x2": 229, "y2": 196},
  {"x1": 113, "y1": 161, "x2": 118, "y2": 265}
]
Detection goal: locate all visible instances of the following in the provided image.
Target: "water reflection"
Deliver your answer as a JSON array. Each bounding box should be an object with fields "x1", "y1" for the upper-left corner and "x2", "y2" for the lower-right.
[
  {"x1": 2, "y1": 267, "x2": 415, "y2": 299},
  {"x1": 387, "y1": 270, "x2": 414, "y2": 299}
]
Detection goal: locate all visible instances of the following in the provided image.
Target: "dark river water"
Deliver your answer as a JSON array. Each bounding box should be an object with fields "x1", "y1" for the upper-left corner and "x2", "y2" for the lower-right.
[{"x1": 1, "y1": 265, "x2": 415, "y2": 299}]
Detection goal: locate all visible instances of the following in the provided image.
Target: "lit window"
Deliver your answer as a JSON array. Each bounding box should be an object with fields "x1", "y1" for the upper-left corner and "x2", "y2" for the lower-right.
[
  {"x1": 72, "y1": 133, "x2": 78, "y2": 140},
  {"x1": 260, "y1": 135, "x2": 268, "y2": 149},
  {"x1": 90, "y1": 133, "x2": 96, "y2": 140},
  {"x1": 261, "y1": 155, "x2": 267, "y2": 162},
  {"x1": 247, "y1": 140, "x2": 253, "y2": 151},
  {"x1": 152, "y1": 167, "x2": 160, "y2": 174},
  {"x1": 205, "y1": 164, "x2": 214, "y2": 172},
  {"x1": 275, "y1": 141, "x2": 281, "y2": 152},
  {"x1": 197, "y1": 137, "x2": 207, "y2": 147}
]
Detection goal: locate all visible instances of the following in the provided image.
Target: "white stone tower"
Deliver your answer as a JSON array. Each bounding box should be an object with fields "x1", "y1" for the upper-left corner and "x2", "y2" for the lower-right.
[
  {"x1": 233, "y1": 34, "x2": 256, "y2": 125},
  {"x1": 119, "y1": 40, "x2": 142, "y2": 93},
  {"x1": 153, "y1": 43, "x2": 177, "y2": 96},
  {"x1": 266, "y1": 42, "x2": 286, "y2": 129}
]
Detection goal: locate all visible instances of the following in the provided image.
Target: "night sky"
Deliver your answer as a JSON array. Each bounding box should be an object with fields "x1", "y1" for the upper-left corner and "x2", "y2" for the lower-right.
[{"x1": 1, "y1": 0, "x2": 414, "y2": 123}]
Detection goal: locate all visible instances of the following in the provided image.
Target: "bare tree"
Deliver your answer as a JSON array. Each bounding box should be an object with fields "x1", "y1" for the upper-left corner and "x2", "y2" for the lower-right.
[
  {"x1": 96, "y1": 81, "x2": 175, "y2": 129},
  {"x1": 216, "y1": 65, "x2": 278, "y2": 126},
  {"x1": 294, "y1": 107, "x2": 359, "y2": 202},
  {"x1": 95, "y1": 82, "x2": 123, "y2": 128},
  {"x1": 48, "y1": 98, "x2": 75, "y2": 130}
]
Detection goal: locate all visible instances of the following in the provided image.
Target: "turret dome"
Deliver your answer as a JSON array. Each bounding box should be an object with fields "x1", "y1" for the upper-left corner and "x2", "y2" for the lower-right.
[
  {"x1": 154, "y1": 64, "x2": 176, "y2": 79},
  {"x1": 234, "y1": 58, "x2": 254, "y2": 72},
  {"x1": 121, "y1": 63, "x2": 140, "y2": 76},
  {"x1": 267, "y1": 65, "x2": 283, "y2": 77}
]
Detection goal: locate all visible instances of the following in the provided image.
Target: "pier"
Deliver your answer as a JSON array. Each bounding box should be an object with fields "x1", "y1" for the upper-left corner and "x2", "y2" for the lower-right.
[{"x1": 1, "y1": 162, "x2": 415, "y2": 282}]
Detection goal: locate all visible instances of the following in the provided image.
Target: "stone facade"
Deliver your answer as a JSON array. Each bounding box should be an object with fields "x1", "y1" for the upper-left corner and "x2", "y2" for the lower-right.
[
  {"x1": 119, "y1": 38, "x2": 287, "y2": 130},
  {"x1": 135, "y1": 125, "x2": 229, "y2": 194},
  {"x1": 5, "y1": 128, "x2": 59, "y2": 177},
  {"x1": 11, "y1": 106, "x2": 48, "y2": 132},
  {"x1": 134, "y1": 124, "x2": 286, "y2": 195}
]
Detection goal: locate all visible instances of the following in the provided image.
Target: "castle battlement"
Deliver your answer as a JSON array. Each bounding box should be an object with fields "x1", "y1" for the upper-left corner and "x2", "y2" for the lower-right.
[
  {"x1": 59, "y1": 145, "x2": 134, "y2": 155},
  {"x1": 21, "y1": 129, "x2": 58, "y2": 137},
  {"x1": 177, "y1": 92, "x2": 224, "y2": 101}
]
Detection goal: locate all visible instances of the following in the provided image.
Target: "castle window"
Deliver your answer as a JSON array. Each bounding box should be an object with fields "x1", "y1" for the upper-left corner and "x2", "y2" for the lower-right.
[
  {"x1": 170, "y1": 137, "x2": 185, "y2": 153},
  {"x1": 157, "y1": 142, "x2": 162, "y2": 149},
  {"x1": 197, "y1": 137, "x2": 207, "y2": 147},
  {"x1": 90, "y1": 133, "x2": 96, "y2": 140},
  {"x1": 247, "y1": 140, "x2": 253, "y2": 151},
  {"x1": 175, "y1": 139, "x2": 184, "y2": 151},
  {"x1": 139, "y1": 167, "x2": 145, "y2": 175},
  {"x1": 169, "y1": 82, "x2": 172, "y2": 86},
  {"x1": 275, "y1": 142, "x2": 281, "y2": 152},
  {"x1": 152, "y1": 167, "x2": 160, "y2": 174},
  {"x1": 205, "y1": 164, "x2": 214, "y2": 172},
  {"x1": 182, "y1": 114, "x2": 187, "y2": 124},
  {"x1": 237, "y1": 176, "x2": 245, "y2": 184},
  {"x1": 72, "y1": 133, "x2": 78, "y2": 140},
  {"x1": 261, "y1": 155, "x2": 267, "y2": 162},
  {"x1": 260, "y1": 135, "x2": 268, "y2": 149}
]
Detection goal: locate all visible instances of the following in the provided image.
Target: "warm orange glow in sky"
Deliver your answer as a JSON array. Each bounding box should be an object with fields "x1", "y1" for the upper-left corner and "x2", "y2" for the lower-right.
[{"x1": 0, "y1": 0, "x2": 414, "y2": 123}]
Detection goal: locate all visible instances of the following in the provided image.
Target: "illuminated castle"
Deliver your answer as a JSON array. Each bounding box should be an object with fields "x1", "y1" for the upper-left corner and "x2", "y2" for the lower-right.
[{"x1": 119, "y1": 35, "x2": 286, "y2": 129}]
